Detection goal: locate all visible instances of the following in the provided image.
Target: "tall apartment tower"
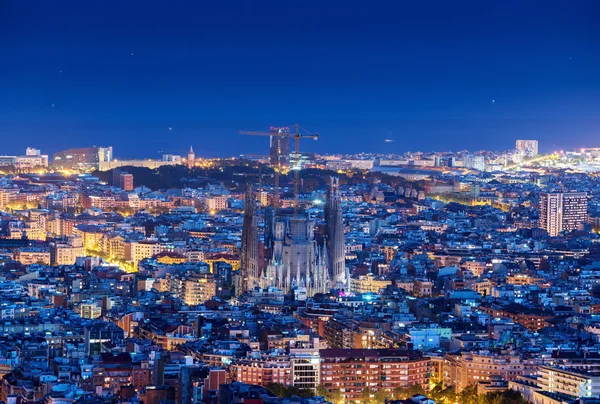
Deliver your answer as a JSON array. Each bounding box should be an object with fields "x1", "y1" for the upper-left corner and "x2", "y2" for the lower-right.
[
  {"x1": 516, "y1": 140, "x2": 539, "y2": 157},
  {"x1": 187, "y1": 146, "x2": 195, "y2": 169},
  {"x1": 240, "y1": 186, "x2": 260, "y2": 292},
  {"x1": 269, "y1": 127, "x2": 290, "y2": 169},
  {"x1": 113, "y1": 170, "x2": 134, "y2": 191},
  {"x1": 325, "y1": 177, "x2": 346, "y2": 286},
  {"x1": 539, "y1": 192, "x2": 587, "y2": 236}
]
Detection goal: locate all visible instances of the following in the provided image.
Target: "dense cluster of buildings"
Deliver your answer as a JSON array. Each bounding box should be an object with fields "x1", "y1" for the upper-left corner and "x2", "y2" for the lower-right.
[{"x1": 2, "y1": 138, "x2": 600, "y2": 404}]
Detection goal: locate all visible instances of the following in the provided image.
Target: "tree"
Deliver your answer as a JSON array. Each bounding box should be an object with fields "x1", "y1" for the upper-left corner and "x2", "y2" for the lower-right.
[
  {"x1": 493, "y1": 390, "x2": 529, "y2": 404},
  {"x1": 430, "y1": 384, "x2": 457, "y2": 404},
  {"x1": 391, "y1": 386, "x2": 407, "y2": 400},
  {"x1": 373, "y1": 389, "x2": 390, "y2": 403},
  {"x1": 315, "y1": 385, "x2": 328, "y2": 398},
  {"x1": 458, "y1": 385, "x2": 480, "y2": 404},
  {"x1": 359, "y1": 387, "x2": 376, "y2": 404},
  {"x1": 265, "y1": 383, "x2": 313, "y2": 399},
  {"x1": 315, "y1": 385, "x2": 343, "y2": 404},
  {"x1": 484, "y1": 394, "x2": 504, "y2": 404},
  {"x1": 265, "y1": 383, "x2": 287, "y2": 398}
]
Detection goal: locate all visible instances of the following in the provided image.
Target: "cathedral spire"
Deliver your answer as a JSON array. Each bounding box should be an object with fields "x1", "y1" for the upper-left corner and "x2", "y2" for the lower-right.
[
  {"x1": 240, "y1": 185, "x2": 259, "y2": 293},
  {"x1": 326, "y1": 177, "x2": 346, "y2": 286}
]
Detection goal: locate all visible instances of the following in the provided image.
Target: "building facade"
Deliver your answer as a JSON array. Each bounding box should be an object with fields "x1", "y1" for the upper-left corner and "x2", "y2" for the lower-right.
[
  {"x1": 539, "y1": 192, "x2": 588, "y2": 236},
  {"x1": 516, "y1": 140, "x2": 539, "y2": 157},
  {"x1": 319, "y1": 349, "x2": 430, "y2": 402}
]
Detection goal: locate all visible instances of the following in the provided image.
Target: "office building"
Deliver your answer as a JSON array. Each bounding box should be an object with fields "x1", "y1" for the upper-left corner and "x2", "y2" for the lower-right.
[
  {"x1": 539, "y1": 192, "x2": 588, "y2": 236},
  {"x1": 516, "y1": 140, "x2": 539, "y2": 157}
]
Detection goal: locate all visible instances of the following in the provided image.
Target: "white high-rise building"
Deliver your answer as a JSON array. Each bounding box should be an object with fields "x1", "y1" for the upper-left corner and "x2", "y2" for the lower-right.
[
  {"x1": 516, "y1": 140, "x2": 539, "y2": 157},
  {"x1": 539, "y1": 192, "x2": 587, "y2": 236}
]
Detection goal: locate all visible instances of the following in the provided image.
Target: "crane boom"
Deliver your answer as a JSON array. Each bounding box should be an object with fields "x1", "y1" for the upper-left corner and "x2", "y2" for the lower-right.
[{"x1": 238, "y1": 130, "x2": 274, "y2": 136}]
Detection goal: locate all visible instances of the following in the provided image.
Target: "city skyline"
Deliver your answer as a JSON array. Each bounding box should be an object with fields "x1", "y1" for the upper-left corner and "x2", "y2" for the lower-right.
[
  {"x1": 4, "y1": 2, "x2": 600, "y2": 404},
  {"x1": 2, "y1": 1, "x2": 599, "y2": 157}
]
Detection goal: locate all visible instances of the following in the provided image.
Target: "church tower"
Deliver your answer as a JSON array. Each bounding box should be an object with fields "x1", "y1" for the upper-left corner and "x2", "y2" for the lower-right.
[
  {"x1": 326, "y1": 177, "x2": 346, "y2": 286},
  {"x1": 240, "y1": 186, "x2": 260, "y2": 292},
  {"x1": 187, "y1": 146, "x2": 195, "y2": 169}
]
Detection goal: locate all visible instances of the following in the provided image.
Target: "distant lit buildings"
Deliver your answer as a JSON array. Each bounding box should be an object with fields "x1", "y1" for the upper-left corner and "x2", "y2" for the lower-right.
[
  {"x1": 98, "y1": 159, "x2": 180, "y2": 171},
  {"x1": 539, "y1": 192, "x2": 588, "y2": 236},
  {"x1": 52, "y1": 146, "x2": 112, "y2": 170},
  {"x1": 462, "y1": 155, "x2": 486, "y2": 171},
  {"x1": 516, "y1": 140, "x2": 539, "y2": 157},
  {"x1": 162, "y1": 153, "x2": 182, "y2": 163},
  {"x1": 0, "y1": 147, "x2": 49, "y2": 170}
]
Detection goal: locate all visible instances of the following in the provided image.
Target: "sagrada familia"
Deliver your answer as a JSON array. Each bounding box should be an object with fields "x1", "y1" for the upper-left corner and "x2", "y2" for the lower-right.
[{"x1": 240, "y1": 177, "x2": 347, "y2": 296}]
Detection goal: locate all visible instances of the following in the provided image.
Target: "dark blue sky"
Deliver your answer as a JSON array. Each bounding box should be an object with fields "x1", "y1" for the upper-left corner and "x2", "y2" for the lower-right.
[{"x1": 1, "y1": 0, "x2": 599, "y2": 158}]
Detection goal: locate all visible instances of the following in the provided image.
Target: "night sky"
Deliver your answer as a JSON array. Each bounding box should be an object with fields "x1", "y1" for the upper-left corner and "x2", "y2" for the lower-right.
[{"x1": 1, "y1": 1, "x2": 599, "y2": 158}]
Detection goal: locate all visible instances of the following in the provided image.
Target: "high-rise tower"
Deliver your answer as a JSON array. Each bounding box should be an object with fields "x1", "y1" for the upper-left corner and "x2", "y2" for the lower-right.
[
  {"x1": 240, "y1": 186, "x2": 260, "y2": 292},
  {"x1": 187, "y1": 146, "x2": 195, "y2": 169},
  {"x1": 325, "y1": 177, "x2": 346, "y2": 286},
  {"x1": 516, "y1": 140, "x2": 539, "y2": 157},
  {"x1": 539, "y1": 191, "x2": 587, "y2": 236}
]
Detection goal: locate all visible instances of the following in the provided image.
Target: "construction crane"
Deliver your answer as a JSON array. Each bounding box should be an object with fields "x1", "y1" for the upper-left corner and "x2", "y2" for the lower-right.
[
  {"x1": 240, "y1": 124, "x2": 319, "y2": 215},
  {"x1": 239, "y1": 127, "x2": 288, "y2": 210}
]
